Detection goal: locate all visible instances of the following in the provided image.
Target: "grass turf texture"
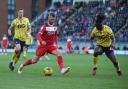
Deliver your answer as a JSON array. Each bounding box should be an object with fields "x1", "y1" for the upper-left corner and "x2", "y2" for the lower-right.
[{"x1": 0, "y1": 53, "x2": 128, "y2": 89}]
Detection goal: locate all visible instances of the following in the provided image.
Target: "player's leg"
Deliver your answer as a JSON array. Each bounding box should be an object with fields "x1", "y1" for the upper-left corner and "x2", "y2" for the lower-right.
[
  {"x1": 18, "y1": 55, "x2": 40, "y2": 74},
  {"x1": 92, "y1": 46, "x2": 103, "y2": 75},
  {"x1": 66, "y1": 48, "x2": 69, "y2": 54},
  {"x1": 66, "y1": 46, "x2": 70, "y2": 54},
  {"x1": 22, "y1": 45, "x2": 29, "y2": 59},
  {"x1": 1, "y1": 44, "x2": 4, "y2": 55},
  {"x1": 49, "y1": 45, "x2": 70, "y2": 74},
  {"x1": 44, "y1": 52, "x2": 50, "y2": 60},
  {"x1": 23, "y1": 47, "x2": 27, "y2": 57},
  {"x1": 105, "y1": 49, "x2": 122, "y2": 76},
  {"x1": 13, "y1": 44, "x2": 22, "y2": 64},
  {"x1": 18, "y1": 46, "x2": 45, "y2": 74},
  {"x1": 3, "y1": 44, "x2": 8, "y2": 55},
  {"x1": 4, "y1": 47, "x2": 7, "y2": 55},
  {"x1": 69, "y1": 47, "x2": 72, "y2": 54},
  {"x1": 1, "y1": 48, "x2": 4, "y2": 55},
  {"x1": 9, "y1": 41, "x2": 22, "y2": 71}
]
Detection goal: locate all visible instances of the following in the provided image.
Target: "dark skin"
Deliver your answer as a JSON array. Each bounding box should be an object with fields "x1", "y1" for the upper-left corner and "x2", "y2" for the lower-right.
[{"x1": 90, "y1": 23, "x2": 119, "y2": 70}]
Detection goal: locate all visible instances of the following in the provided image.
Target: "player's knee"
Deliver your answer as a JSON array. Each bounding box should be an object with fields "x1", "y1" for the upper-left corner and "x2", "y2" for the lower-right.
[
  {"x1": 93, "y1": 53, "x2": 98, "y2": 57},
  {"x1": 15, "y1": 47, "x2": 21, "y2": 51},
  {"x1": 15, "y1": 45, "x2": 21, "y2": 51},
  {"x1": 57, "y1": 51, "x2": 62, "y2": 56},
  {"x1": 32, "y1": 59, "x2": 38, "y2": 64},
  {"x1": 32, "y1": 56, "x2": 39, "y2": 64}
]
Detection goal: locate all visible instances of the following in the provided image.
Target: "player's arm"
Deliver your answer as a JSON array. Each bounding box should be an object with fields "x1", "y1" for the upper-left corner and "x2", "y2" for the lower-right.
[
  {"x1": 110, "y1": 33, "x2": 116, "y2": 49},
  {"x1": 36, "y1": 25, "x2": 46, "y2": 45},
  {"x1": 90, "y1": 30, "x2": 95, "y2": 49},
  {"x1": 108, "y1": 27, "x2": 116, "y2": 49},
  {"x1": 27, "y1": 18, "x2": 31, "y2": 35}
]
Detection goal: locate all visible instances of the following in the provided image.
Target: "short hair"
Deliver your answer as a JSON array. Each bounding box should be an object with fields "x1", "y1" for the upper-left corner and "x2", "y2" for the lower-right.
[
  {"x1": 49, "y1": 12, "x2": 56, "y2": 17},
  {"x1": 96, "y1": 12, "x2": 106, "y2": 24},
  {"x1": 18, "y1": 8, "x2": 24, "y2": 11},
  {"x1": 95, "y1": 12, "x2": 106, "y2": 30}
]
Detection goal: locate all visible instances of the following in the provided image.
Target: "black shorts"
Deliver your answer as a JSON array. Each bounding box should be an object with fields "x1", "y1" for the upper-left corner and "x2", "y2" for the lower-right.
[
  {"x1": 95, "y1": 45, "x2": 114, "y2": 55},
  {"x1": 14, "y1": 39, "x2": 26, "y2": 52}
]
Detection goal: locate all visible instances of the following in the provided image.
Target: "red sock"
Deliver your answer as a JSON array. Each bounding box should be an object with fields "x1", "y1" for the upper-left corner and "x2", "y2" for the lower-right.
[
  {"x1": 57, "y1": 56, "x2": 64, "y2": 69},
  {"x1": 23, "y1": 59, "x2": 33, "y2": 67}
]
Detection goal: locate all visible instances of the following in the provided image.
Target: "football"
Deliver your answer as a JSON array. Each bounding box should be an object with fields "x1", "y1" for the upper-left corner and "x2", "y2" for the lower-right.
[{"x1": 43, "y1": 67, "x2": 53, "y2": 76}]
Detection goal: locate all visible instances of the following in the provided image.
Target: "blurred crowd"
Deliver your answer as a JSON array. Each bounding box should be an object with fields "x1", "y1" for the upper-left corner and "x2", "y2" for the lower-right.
[{"x1": 31, "y1": 0, "x2": 128, "y2": 42}]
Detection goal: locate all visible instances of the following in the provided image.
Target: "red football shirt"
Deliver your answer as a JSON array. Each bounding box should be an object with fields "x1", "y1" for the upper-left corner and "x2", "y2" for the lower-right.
[
  {"x1": 67, "y1": 41, "x2": 72, "y2": 48},
  {"x1": 2, "y1": 37, "x2": 9, "y2": 47},
  {"x1": 37, "y1": 21, "x2": 58, "y2": 46}
]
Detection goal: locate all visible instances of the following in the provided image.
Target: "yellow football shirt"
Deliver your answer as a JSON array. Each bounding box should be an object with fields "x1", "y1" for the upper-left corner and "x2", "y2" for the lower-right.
[
  {"x1": 25, "y1": 35, "x2": 33, "y2": 45},
  {"x1": 91, "y1": 25, "x2": 113, "y2": 47},
  {"x1": 10, "y1": 17, "x2": 30, "y2": 41}
]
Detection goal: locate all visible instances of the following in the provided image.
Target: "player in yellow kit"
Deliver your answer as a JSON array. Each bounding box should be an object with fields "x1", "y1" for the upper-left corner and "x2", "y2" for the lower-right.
[
  {"x1": 8, "y1": 9, "x2": 31, "y2": 71},
  {"x1": 23, "y1": 34, "x2": 33, "y2": 59},
  {"x1": 90, "y1": 12, "x2": 122, "y2": 76}
]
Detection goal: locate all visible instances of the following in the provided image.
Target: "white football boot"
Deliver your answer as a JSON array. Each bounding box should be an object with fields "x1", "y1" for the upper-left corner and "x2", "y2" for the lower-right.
[
  {"x1": 61, "y1": 67, "x2": 70, "y2": 74},
  {"x1": 18, "y1": 64, "x2": 24, "y2": 74}
]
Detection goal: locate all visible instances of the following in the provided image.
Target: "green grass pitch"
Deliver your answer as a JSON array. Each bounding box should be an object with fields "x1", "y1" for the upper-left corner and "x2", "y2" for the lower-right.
[{"x1": 0, "y1": 53, "x2": 128, "y2": 89}]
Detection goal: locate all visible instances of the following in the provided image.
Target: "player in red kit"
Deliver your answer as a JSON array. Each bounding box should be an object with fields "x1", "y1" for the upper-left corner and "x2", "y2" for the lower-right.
[
  {"x1": 66, "y1": 38, "x2": 72, "y2": 54},
  {"x1": 1, "y1": 34, "x2": 9, "y2": 55},
  {"x1": 18, "y1": 13, "x2": 70, "y2": 74}
]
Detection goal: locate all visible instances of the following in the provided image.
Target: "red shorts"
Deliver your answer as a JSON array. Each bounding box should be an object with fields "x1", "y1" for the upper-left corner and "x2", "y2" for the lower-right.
[{"x1": 36, "y1": 45, "x2": 57, "y2": 57}]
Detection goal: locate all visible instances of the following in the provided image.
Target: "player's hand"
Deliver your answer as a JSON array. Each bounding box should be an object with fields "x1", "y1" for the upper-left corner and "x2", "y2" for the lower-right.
[{"x1": 41, "y1": 41, "x2": 46, "y2": 46}]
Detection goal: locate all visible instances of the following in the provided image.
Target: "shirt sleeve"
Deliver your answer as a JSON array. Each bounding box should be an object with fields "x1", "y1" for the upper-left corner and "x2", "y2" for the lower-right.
[
  {"x1": 39, "y1": 24, "x2": 46, "y2": 34},
  {"x1": 36, "y1": 24, "x2": 46, "y2": 44},
  {"x1": 107, "y1": 26, "x2": 113, "y2": 36}
]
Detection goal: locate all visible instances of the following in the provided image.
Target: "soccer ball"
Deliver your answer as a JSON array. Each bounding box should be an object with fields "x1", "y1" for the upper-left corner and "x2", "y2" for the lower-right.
[{"x1": 43, "y1": 67, "x2": 53, "y2": 76}]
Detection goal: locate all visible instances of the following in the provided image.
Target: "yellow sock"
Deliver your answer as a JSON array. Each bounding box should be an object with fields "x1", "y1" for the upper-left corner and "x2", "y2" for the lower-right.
[
  {"x1": 12, "y1": 52, "x2": 20, "y2": 65},
  {"x1": 93, "y1": 56, "x2": 98, "y2": 68},
  {"x1": 12, "y1": 52, "x2": 17, "y2": 61}
]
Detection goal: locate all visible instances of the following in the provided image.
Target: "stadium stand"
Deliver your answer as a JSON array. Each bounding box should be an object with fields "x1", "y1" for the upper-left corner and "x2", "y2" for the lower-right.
[{"x1": 30, "y1": 0, "x2": 128, "y2": 50}]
